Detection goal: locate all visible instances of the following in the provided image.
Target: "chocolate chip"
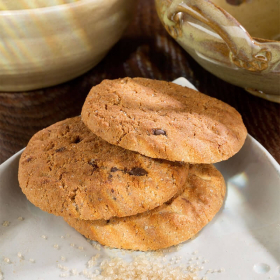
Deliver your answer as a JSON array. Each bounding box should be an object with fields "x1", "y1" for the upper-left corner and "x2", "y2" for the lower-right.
[
  {"x1": 88, "y1": 160, "x2": 98, "y2": 170},
  {"x1": 111, "y1": 189, "x2": 114, "y2": 193},
  {"x1": 128, "y1": 167, "x2": 148, "y2": 176},
  {"x1": 73, "y1": 136, "x2": 82, "y2": 144},
  {"x1": 26, "y1": 157, "x2": 32, "y2": 162},
  {"x1": 110, "y1": 167, "x2": 119, "y2": 172},
  {"x1": 153, "y1": 129, "x2": 166, "y2": 136},
  {"x1": 55, "y1": 147, "x2": 66, "y2": 152},
  {"x1": 106, "y1": 220, "x2": 110, "y2": 224},
  {"x1": 108, "y1": 174, "x2": 113, "y2": 180}
]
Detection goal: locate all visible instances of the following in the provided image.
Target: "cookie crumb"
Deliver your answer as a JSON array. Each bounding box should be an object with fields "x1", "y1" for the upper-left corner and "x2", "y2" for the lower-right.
[
  {"x1": 41, "y1": 235, "x2": 47, "y2": 239},
  {"x1": 29, "y1": 258, "x2": 35, "y2": 263},
  {"x1": 60, "y1": 256, "x2": 66, "y2": 262},
  {"x1": 53, "y1": 244, "x2": 59, "y2": 249},
  {"x1": 17, "y1": 217, "x2": 24, "y2": 221}
]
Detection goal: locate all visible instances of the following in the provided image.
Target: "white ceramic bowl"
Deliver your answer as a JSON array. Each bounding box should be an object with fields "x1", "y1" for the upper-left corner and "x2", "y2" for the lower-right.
[
  {"x1": 0, "y1": 0, "x2": 135, "y2": 92},
  {"x1": 156, "y1": 0, "x2": 280, "y2": 103}
]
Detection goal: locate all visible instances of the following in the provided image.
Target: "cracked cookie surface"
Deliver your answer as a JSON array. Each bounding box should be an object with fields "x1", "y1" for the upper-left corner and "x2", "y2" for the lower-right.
[
  {"x1": 18, "y1": 117, "x2": 188, "y2": 220},
  {"x1": 65, "y1": 164, "x2": 226, "y2": 251},
  {"x1": 81, "y1": 77, "x2": 247, "y2": 163}
]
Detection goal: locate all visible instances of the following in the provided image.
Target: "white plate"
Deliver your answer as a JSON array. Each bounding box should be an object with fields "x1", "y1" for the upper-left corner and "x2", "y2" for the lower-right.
[{"x1": 0, "y1": 78, "x2": 280, "y2": 280}]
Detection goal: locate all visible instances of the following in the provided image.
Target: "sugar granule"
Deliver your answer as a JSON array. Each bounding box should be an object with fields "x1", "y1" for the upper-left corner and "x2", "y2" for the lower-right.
[
  {"x1": 2, "y1": 221, "x2": 10, "y2": 227},
  {"x1": 57, "y1": 264, "x2": 68, "y2": 271},
  {"x1": 94, "y1": 255, "x2": 200, "y2": 280},
  {"x1": 59, "y1": 272, "x2": 68, "y2": 278},
  {"x1": 17, "y1": 252, "x2": 24, "y2": 259},
  {"x1": 4, "y1": 257, "x2": 11, "y2": 264},
  {"x1": 70, "y1": 269, "x2": 78, "y2": 276},
  {"x1": 87, "y1": 254, "x2": 100, "y2": 268}
]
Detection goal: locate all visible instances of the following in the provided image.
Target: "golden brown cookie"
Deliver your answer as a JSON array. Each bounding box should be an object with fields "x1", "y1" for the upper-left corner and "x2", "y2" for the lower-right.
[
  {"x1": 18, "y1": 117, "x2": 188, "y2": 220},
  {"x1": 81, "y1": 77, "x2": 247, "y2": 163},
  {"x1": 64, "y1": 164, "x2": 226, "y2": 251}
]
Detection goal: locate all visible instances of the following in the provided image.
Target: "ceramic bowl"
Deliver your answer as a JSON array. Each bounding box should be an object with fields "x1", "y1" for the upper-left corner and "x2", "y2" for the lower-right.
[
  {"x1": 155, "y1": 0, "x2": 280, "y2": 103},
  {"x1": 0, "y1": 0, "x2": 135, "y2": 92}
]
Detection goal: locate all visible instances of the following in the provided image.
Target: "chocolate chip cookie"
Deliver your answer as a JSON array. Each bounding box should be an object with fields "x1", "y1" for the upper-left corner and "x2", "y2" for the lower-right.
[
  {"x1": 18, "y1": 117, "x2": 188, "y2": 220},
  {"x1": 81, "y1": 77, "x2": 247, "y2": 163},
  {"x1": 65, "y1": 164, "x2": 226, "y2": 251}
]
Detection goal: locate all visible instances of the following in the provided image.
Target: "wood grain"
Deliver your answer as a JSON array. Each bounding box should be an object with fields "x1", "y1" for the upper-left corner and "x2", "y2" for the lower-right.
[{"x1": 0, "y1": 0, "x2": 279, "y2": 164}]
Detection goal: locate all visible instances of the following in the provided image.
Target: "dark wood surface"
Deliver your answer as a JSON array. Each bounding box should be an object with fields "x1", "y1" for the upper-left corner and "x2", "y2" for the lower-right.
[{"x1": 0, "y1": 0, "x2": 279, "y2": 164}]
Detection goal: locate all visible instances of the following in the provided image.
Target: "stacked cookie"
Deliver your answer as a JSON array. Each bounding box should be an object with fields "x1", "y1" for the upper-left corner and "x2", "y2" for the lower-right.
[{"x1": 18, "y1": 78, "x2": 247, "y2": 251}]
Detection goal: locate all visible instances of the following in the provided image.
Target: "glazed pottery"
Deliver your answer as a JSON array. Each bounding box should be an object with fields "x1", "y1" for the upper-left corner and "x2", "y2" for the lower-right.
[
  {"x1": 155, "y1": 0, "x2": 280, "y2": 102},
  {"x1": 0, "y1": 0, "x2": 79, "y2": 10},
  {"x1": 0, "y1": 0, "x2": 135, "y2": 92}
]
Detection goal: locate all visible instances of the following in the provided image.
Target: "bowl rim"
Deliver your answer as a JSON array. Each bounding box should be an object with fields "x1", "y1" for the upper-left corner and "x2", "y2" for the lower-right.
[
  {"x1": 0, "y1": 0, "x2": 102, "y2": 15},
  {"x1": 158, "y1": 0, "x2": 280, "y2": 43}
]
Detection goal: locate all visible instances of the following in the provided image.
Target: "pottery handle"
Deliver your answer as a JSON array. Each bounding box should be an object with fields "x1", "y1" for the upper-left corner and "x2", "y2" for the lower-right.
[{"x1": 165, "y1": 0, "x2": 271, "y2": 71}]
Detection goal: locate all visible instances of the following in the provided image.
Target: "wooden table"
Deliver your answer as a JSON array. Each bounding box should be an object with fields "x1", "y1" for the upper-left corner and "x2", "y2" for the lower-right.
[{"x1": 0, "y1": 0, "x2": 279, "y2": 164}]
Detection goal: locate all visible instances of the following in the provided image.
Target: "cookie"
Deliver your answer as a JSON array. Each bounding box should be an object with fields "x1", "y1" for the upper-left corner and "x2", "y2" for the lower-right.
[
  {"x1": 81, "y1": 77, "x2": 247, "y2": 163},
  {"x1": 18, "y1": 116, "x2": 188, "y2": 220},
  {"x1": 64, "y1": 164, "x2": 226, "y2": 251}
]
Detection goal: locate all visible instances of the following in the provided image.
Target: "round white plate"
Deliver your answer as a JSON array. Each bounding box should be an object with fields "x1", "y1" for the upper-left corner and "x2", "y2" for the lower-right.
[{"x1": 0, "y1": 78, "x2": 279, "y2": 280}]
